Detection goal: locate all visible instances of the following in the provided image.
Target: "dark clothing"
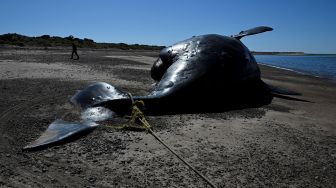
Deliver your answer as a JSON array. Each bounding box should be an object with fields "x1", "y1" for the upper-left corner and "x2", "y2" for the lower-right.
[
  {"x1": 71, "y1": 44, "x2": 79, "y2": 60},
  {"x1": 72, "y1": 44, "x2": 77, "y2": 51}
]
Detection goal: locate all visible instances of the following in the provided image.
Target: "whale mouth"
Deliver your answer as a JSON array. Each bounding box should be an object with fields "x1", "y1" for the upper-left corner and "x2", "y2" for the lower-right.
[{"x1": 151, "y1": 57, "x2": 169, "y2": 81}]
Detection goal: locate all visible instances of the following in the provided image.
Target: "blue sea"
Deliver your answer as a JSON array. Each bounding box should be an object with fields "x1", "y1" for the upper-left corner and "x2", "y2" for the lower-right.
[{"x1": 255, "y1": 55, "x2": 336, "y2": 80}]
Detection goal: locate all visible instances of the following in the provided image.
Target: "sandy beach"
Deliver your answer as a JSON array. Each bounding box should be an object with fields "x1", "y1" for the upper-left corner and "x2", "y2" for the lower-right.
[{"x1": 0, "y1": 47, "x2": 335, "y2": 187}]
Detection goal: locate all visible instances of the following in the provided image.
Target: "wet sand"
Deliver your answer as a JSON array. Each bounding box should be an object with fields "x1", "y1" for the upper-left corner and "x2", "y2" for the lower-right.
[{"x1": 0, "y1": 48, "x2": 335, "y2": 187}]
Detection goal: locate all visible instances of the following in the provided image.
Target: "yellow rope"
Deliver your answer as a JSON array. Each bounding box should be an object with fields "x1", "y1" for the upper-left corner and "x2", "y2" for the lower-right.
[
  {"x1": 128, "y1": 99, "x2": 218, "y2": 188},
  {"x1": 107, "y1": 92, "x2": 217, "y2": 187}
]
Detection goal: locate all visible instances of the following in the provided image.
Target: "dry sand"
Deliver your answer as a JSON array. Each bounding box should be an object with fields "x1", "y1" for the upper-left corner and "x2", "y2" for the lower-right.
[{"x1": 0, "y1": 48, "x2": 335, "y2": 187}]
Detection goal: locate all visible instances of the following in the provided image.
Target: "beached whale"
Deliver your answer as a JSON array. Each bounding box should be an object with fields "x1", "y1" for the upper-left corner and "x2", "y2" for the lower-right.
[
  {"x1": 24, "y1": 26, "x2": 306, "y2": 150},
  {"x1": 80, "y1": 26, "x2": 303, "y2": 114}
]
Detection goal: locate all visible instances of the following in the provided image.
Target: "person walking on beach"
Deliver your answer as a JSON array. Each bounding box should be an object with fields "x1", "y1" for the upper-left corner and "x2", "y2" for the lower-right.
[{"x1": 70, "y1": 43, "x2": 79, "y2": 60}]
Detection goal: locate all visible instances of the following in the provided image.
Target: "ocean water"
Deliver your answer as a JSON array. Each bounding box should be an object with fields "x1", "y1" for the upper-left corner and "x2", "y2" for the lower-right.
[{"x1": 255, "y1": 55, "x2": 336, "y2": 80}]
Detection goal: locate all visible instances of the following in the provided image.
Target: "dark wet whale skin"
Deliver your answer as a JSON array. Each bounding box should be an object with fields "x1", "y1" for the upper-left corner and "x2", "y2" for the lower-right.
[
  {"x1": 93, "y1": 32, "x2": 277, "y2": 114},
  {"x1": 150, "y1": 34, "x2": 261, "y2": 98}
]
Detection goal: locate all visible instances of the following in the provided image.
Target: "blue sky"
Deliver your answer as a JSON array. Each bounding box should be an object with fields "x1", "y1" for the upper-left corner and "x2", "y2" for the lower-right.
[{"x1": 1, "y1": 0, "x2": 335, "y2": 53}]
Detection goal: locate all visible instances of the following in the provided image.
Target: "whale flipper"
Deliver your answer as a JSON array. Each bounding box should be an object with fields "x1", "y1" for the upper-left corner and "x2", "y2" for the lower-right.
[
  {"x1": 267, "y1": 84, "x2": 301, "y2": 95},
  {"x1": 233, "y1": 26, "x2": 273, "y2": 40},
  {"x1": 265, "y1": 84, "x2": 311, "y2": 102}
]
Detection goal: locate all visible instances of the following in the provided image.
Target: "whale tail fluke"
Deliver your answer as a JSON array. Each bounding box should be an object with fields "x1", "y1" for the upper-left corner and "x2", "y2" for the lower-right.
[
  {"x1": 233, "y1": 26, "x2": 273, "y2": 40},
  {"x1": 23, "y1": 120, "x2": 98, "y2": 151}
]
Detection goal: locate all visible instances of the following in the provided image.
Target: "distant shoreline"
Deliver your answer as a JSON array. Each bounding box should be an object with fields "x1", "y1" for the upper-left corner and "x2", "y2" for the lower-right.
[
  {"x1": 253, "y1": 52, "x2": 336, "y2": 56},
  {"x1": 258, "y1": 63, "x2": 322, "y2": 80},
  {"x1": 0, "y1": 33, "x2": 165, "y2": 51},
  {"x1": 252, "y1": 51, "x2": 305, "y2": 55}
]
